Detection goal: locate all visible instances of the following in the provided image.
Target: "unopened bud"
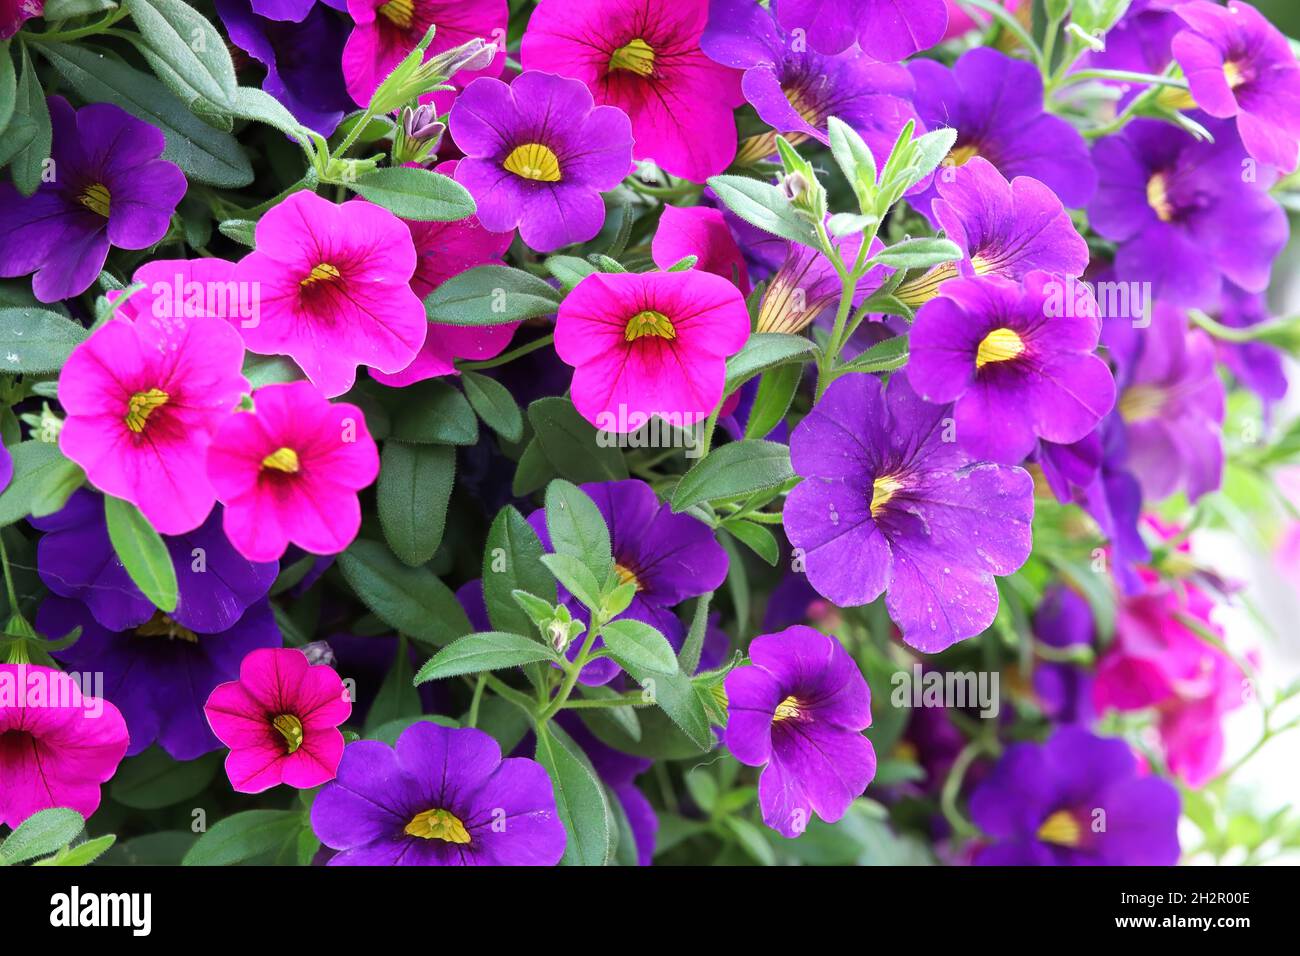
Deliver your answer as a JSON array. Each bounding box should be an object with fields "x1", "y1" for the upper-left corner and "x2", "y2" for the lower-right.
[
  {"x1": 779, "y1": 171, "x2": 809, "y2": 202},
  {"x1": 301, "y1": 641, "x2": 337, "y2": 667}
]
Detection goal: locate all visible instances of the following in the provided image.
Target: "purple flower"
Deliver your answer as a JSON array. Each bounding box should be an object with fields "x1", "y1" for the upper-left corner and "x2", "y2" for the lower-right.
[
  {"x1": 39, "y1": 596, "x2": 281, "y2": 760},
  {"x1": 31, "y1": 489, "x2": 278, "y2": 634},
  {"x1": 969, "y1": 727, "x2": 1181, "y2": 865},
  {"x1": 528, "y1": 479, "x2": 728, "y2": 685},
  {"x1": 1113, "y1": 305, "x2": 1224, "y2": 502},
  {"x1": 249, "y1": 0, "x2": 346, "y2": 20},
  {"x1": 1089, "y1": 118, "x2": 1286, "y2": 307},
  {"x1": 909, "y1": 48, "x2": 1095, "y2": 217},
  {"x1": 908, "y1": 271, "x2": 1116, "y2": 465},
  {"x1": 450, "y1": 71, "x2": 633, "y2": 253},
  {"x1": 700, "y1": 0, "x2": 915, "y2": 165},
  {"x1": 1172, "y1": 0, "x2": 1300, "y2": 171},
  {"x1": 311, "y1": 722, "x2": 566, "y2": 865},
  {"x1": 1215, "y1": 283, "x2": 1288, "y2": 405},
  {"x1": 1032, "y1": 586, "x2": 1095, "y2": 725},
  {"x1": 0, "y1": 97, "x2": 186, "y2": 303},
  {"x1": 774, "y1": 0, "x2": 947, "y2": 59},
  {"x1": 725, "y1": 626, "x2": 875, "y2": 838},
  {"x1": 898, "y1": 157, "x2": 1090, "y2": 307},
  {"x1": 784, "y1": 372, "x2": 1034, "y2": 653},
  {"x1": 1, "y1": 0, "x2": 41, "y2": 39},
  {"x1": 216, "y1": 0, "x2": 353, "y2": 136}
]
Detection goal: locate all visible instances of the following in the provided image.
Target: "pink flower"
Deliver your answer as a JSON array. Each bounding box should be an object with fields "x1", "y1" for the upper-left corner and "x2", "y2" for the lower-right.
[
  {"x1": 0, "y1": 664, "x2": 129, "y2": 828},
  {"x1": 109, "y1": 257, "x2": 251, "y2": 328},
  {"x1": 204, "y1": 647, "x2": 351, "y2": 793},
  {"x1": 651, "y1": 205, "x2": 750, "y2": 294},
  {"x1": 207, "y1": 381, "x2": 380, "y2": 562},
  {"x1": 371, "y1": 161, "x2": 517, "y2": 386},
  {"x1": 342, "y1": 0, "x2": 506, "y2": 110},
  {"x1": 554, "y1": 270, "x2": 750, "y2": 431},
  {"x1": 521, "y1": 0, "x2": 745, "y2": 182},
  {"x1": 58, "y1": 310, "x2": 248, "y2": 535},
  {"x1": 233, "y1": 191, "x2": 427, "y2": 398}
]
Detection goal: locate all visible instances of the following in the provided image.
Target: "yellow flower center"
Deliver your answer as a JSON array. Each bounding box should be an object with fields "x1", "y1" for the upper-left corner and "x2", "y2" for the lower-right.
[
  {"x1": 261, "y1": 447, "x2": 301, "y2": 473},
  {"x1": 404, "y1": 808, "x2": 472, "y2": 844},
  {"x1": 624, "y1": 309, "x2": 676, "y2": 342},
  {"x1": 125, "y1": 388, "x2": 169, "y2": 433},
  {"x1": 870, "y1": 474, "x2": 904, "y2": 517},
  {"x1": 947, "y1": 142, "x2": 981, "y2": 167},
  {"x1": 783, "y1": 86, "x2": 822, "y2": 126},
  {"x1": 772, "y1": 695, "x2": 802, "y2": 722},
  {"x1": 1223, "y1": 59, "x2": 1246, "y2": 90},
  {"x1": 1146, "y1": 172, "x2": 1175, "y2": 222},
  {"x1": 135, "y1": 611, "x2": 199, "y2": 643},
  {"x1": 78, "y1": 182, "x2": 111, "y2": 218},
  {"x1": 613, "y1": 563, "x2": 642, "y2": 591},
  {"x1": 272, "y1": 714, "x2": 304, "y2": 754},
  {"x1": 377, "y1": 0, "x2": 414, "y2": 29},
  {"x1": 975, "y1": 327, "x2": 1026, "y2": 368},
  {"x1": 1037, "y1": 809, "x2": 1083, "y2": 847},
  {"x1": 503, "y1": 143, "x2": 562, "y2": 182},
  {"x1": 1118, "y1": 384, "x2": 1165, "y2": 422},
  {"x1": 609, "y1": 38, "x2": 655, "y2": 77},
  {"x1": 301, "y1": 262, "x2": 342, "y2": 288}
]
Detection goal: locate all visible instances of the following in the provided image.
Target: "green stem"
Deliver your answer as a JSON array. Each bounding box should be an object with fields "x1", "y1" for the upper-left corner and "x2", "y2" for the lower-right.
[
  {"x1": 466, "y1": 674, "x2": 487, "y2": 727},
  {"x1": 459, "y1": 333, "x2": 555, "y2": 370},
  {"x1": 537, "y1": 626, "x2": 601, "y2": 724},
  {"x1": 939, "y1": 741, "x2": 984, "y2": 841},
  {"x1": 560, "y1": 694, "x2": 655, "y2": 710},
  {"x1": 0, "y1": 533, "x2": 21, "y2": 617},
  {"x1": 1061, "y1": 68, "x2": 1190, "y2": 90},
  {"x1": 26, "y1": 7, "x2": 129, "y2": 42}
]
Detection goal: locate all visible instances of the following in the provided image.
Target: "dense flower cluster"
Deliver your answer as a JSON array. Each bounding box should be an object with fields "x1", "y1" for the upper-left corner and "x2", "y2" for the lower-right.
[{"x1": 1, "y1": 0, "x2": 1297, "y2": 872}]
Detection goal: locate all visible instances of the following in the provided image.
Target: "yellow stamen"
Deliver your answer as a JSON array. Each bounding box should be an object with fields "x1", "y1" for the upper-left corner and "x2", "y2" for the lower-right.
[
  {"x1": 734, "y1": 130, "x2": 810, "y2": 167},
  {"x1": 125, "y1": 388, "x2": 169, "y2": 433},
  {"x1": 1146, "y1": 172, "x2": 1175, "y2": 222},
  {"x1": 1223, "y1": 60, "x2": 1246, "y2": 90},
  {"x1": 609, "y1": 38, "x2": 655, "y2": 77},
  {"x1": 135, "y1": 611, "x2": 199, "y2": 643},
  {"x1": 613, "y1": 563, "x2": 641, "y2": 591},
  {"x1": 272, "y1": 714, "x2": 304, "y2": 754},
  {"x1": 1118, "y1": 384, "x2": 1165, "y2": 422},
  {"x1": 261, "y1": 447, "x2": 300, "y2": 473},
  {"x1": 975, "y1": 327, "x2": 1026, "y2": 368},
  {"x1": 870, "y1": 475, "x2": 904, "y2": 517},
  {"x1": 502, "y1": 143, "x2": 562, "y2": 183},
  {"x1": 301, "y1": 263, "x2": 341, "y2": 288},
  {"x1": 947, "y1": 142, "x2": 980, "y2": 167},
  {"x1": 624, "y1": 309, "x2": 676, "y2": 342},
  {"x1": 783, "y1": 86, "x2": 822, "y2": 127},
  {"x1": 377, "y1": 0, "x2": 413, "y2": 29},
  {"x1": 709, "y1": 682, "x2": 728, "y2": 711},
  {"x1": 78, "y1": 183, "x2": 111, "y2": 218},
  {"x1": 895, "y1": 262, "x2": 961, "y2": 307},
  {"x1": 1037, "y1": 809, "x2": 1083, "y2": 847},
  {"x1": 404, "y1": 808, "x2": 472, "y2": 844},
  {"x1": 772, "y1": 695, "x2": 801, "y2": 722}
]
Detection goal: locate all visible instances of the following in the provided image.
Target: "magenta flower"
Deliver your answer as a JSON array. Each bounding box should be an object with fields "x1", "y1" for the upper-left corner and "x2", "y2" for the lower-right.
[
  {"x1": 725, "y1": 626, "x2": 876, "y2": 838},
  {"x1": 312, "y1": 722, "x2": 566, "y2": 865},
  {"x1": 207, "y1": 381, "x2": 380, "y2": 562},
  {"x1": 0, "y1": 664, "x2": 129, "y2": 829},
  {"x1": 58, "y1": 314, "x2": 249, "y2": 536},
  {"x1": 521, "y1": 0, "x2": 745, "y2": 183},
  {"x1": 908, "y1": 271, "x2": 1116, "y2": 465},
  {"x1": 0, "y1": 97, "x2": 186, "y2": 303},
  {"x1": 450, "y1": 71, "x2": 634, "y2": 253},
  {"x1": 1, "y1": 0, "x2": 41, "y2": 39},
  {"x1": 341, "y1": 0, "x2": 506, "y2": 110},
  {"x1": 650, "y1": 205, "x2": 750, "y2": 294},
  {"x1": 776, "y1": 0, "x2": 947, "y2": 59},
  {"x1": 205, "y1": 647, "x2": 352, "y2": 793},
  {"x1": 233, "y1": 191, "x2": 427, "y2": 397},
  {"x1": 1172, "y1": 0, "x2": 1300, "y2": 171},
  {"x1": 554, "y1": 270, "x2": 750, "y2": 431}
]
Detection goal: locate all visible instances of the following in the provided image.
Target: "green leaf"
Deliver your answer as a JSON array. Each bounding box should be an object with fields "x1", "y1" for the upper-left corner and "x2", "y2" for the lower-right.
[
  {"x1": 871, "y1": 237, "x2": 962, "y2": 270},
  {"x1": 218, "y1": 218, "x2": 258, "y2": 247},
  {"x1": 124, "y1": 0, "x2": 239, "y2": 111},
  {"x1": 348, "y1": 166, "x2": 475, "y2": 221},
  {"x1": 535, "y1": 723, "x2": 614, "y2": 867},
  {"x1": 0, "y1": 441, "x2": 76, "y2": 526},
  {"x1": 0, "y1": 808, "x2": 84, "y2": 865},
  {"x1": 242, "y1": 352, "x2": 302, "y2": 388},
  {"x1": 539, "y1": 552, "x2": 604, "y2": 610},
  {"x1": 828, "y1": 116, "x2": 878, "y2": 213},
  {"x1": 0, "y1": 40, "x2": 16, "y2": 138},
  {"x1": 723, "y1": 518, "x2": 779, "y2": 566},
  {"x1": 0, "y1": 307, "x2": 89, "y2": 373},
  {"x1": 377, "y1": 441, "x2": 455, "y2": 566},
  {"x1": 181, "y1": 810, "x2": 303, "y2": 866},
  {"x1": 414, "y1": 631, "x2": 556, "y2": 684},
  {"x1": 37, "y1": 42, "x2": 253, "y2": 187},
  {"x1": 726, "y1": 817, "x2": 777, "y2": 865},
  {"x1": 624, "y1": 665, "x2": 712, "y2": 750},
  {"x1": 229, "y1": 86, "x2": 305, "y2": 141},
  {"x1": 364, "y1": 636, "x2": 421, "y2": 734},
  {"x1": 744, "y1": 362, "x2": 801, "y2": 439},
  {"x1": 677, "y1": 592, "x2": 713, "y2": 674},
  {"x1": 424, "y1": 265, "x2": 562, "y2": 326},
  {"x1": 460, "y1": 370, "x2": 523, "y2": 442},
  {"x1": 28, "y1": 453, "x2": 85, "y2": 520},
  {"x1": 527, "y1": 396, "x2": 628, "y2": 483},
  {"x1": 544, "y1": 479, "x2": 613, "y2": 579},
  {"x1": 104, "y1": 495, "x2": 178, "y2": 613},
  {"x1": 841, "y1": 335, "x2": 909, "y2": 374},
  {"x1": 388, "y1": 379, "x2": 478, "y2": 445},
  {"x1": 11, "y1": 45, "x2": 51, "y2": 197},
  {"x1": 707, "y1": 174, "x2": 819, "y2": 248},
  {"x1": 724, "y1": 333, "x2": 817, "y2": 392},
  {"x1": 337, "y1": 538, "x2": 472, "y2": 647},
  {"x1": 109, "y1": 748, "x2": 221, "y2": 810},
  {"x1": 671, "y1": 440, "x2": 794, "y2": 512},
  {"x1": 544, "y1": 255, "x2": 598, "y2": 290},
  {"x1": 482, "y1": 506, "x2": 556, "y2": 637},
  {"x1": 600, "y1": 619, "x2": 679, "y2": 674},
  {"x1": 33, "y1": 833, "x2": 118, "y2": 867}
]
